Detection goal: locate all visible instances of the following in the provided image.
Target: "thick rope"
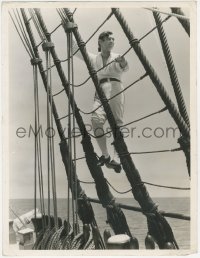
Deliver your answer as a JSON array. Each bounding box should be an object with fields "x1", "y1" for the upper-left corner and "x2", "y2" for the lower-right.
[
  {"x1": 42, "y1": 10, "x2": 170, "y2": 79},
  {"x1": 21, "y1": 10, "x2": 99, "y2": 241},
  {"x1": 171, "y1": 8, "x2": 190, "y2": 36},
  {"x1": 65, "y1": 8, "x2": 180, "y2": 248},
  {"x1": 153, "y1": 11, "x2": 190, "y2": 128},
  {"x1": 145, "y1": 8, "x2": 189, "y2": 21},
  {"x1": 139, "y1": 15, "x2": 171, "y2": 41},
  {"x1": 70, "y1": 34, "x2": 79, "y2": 234},
  {"x1": 35, "y1": 7, "x2": 135, "y2": 238},
  {"x1": 153, "y1": 11, "x2": 190, "y2": 176},
  {"x1": 112, "y1": 8, "x2": 189, "y2": 139}
]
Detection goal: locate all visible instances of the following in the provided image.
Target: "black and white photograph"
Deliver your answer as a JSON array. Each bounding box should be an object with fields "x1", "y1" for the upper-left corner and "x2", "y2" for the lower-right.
[{"x1": 2, "y1": 0, "x2": 197, "y2": 255}]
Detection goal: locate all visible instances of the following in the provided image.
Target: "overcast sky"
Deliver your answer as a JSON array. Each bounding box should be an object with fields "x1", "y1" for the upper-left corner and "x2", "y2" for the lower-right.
[{"x1": 7, "y1": 4, "x2": 191, "y2": 200}]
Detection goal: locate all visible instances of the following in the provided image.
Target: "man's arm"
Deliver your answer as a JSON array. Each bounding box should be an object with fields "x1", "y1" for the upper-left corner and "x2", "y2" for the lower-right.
[{"x1": 115, "y1": 56, "x2": 129, "y2": 72}]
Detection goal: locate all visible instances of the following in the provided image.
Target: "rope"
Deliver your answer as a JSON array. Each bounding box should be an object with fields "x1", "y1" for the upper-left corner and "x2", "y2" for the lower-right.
[
  {"x1": 153, "y1": 11, "x2": 190, "y2": 128},
  {"x1": 42, "y1": 9, "x2": 170, "y2": 79},
  {"x1": 56, "y1": 73, "x2": 149, "y2": 122},
  {"x1": 67, "y1": 31, "x2": 76, "y2": 234},
  {"x1": 57, "y1": 11, "x2": 114, "y2": 65},
  {"x1": 72, "y1": 156, "x2": 85, "y2": 161},
  {"x1": 33, "y1": 63, "x2": 46, "y2": 228},
  {"x1": 112, "y1": 8, "x2": 190, "y2": 140},
  {"x1": 79, "y1": 179, "x2": 190, "y2": 191},
  {"x1": 15, "y1": 9, "x2": 35, "y2": 57},
  {"x1": 70, "y1": 148, "x2": 181, "y2": 160},
  {"x1": 142, "y1": 181, "x2": 190, "y2": 190},
  {"x1": 29, "y1": 9, "x2": 46, "y2": 41},
  {"x1": 45, "y1": 47, "x2": 58, "y2": 229},
  {"x1": 171, "y1": 8, "x2": 190, "y2": 36},
  {"x1": 70, "y1": 32, "x2": 79, "y2": 233},
  {"x1": 122, "y1": 107, "x2": 167, "y2": 128},
  {"x1": 53, "y1": 14, "x2": 171, "y2": 90},
  {"x1": 41, "y1": 10, "x2": 114, "y2": 73},
  {"x1": 73, "y1": 8, "x2": 77, "y2": 15},
  {"x1": 9, "y1": 11, "x2": 33, "y2": 58},
  {"x1": 53, "y1": 88, "x2": 65, "y2": 97},
  {"x1": 50, "y1": 23, "x2": 62, "y2": 35},
  {"x1": 106, "y1": 180, "x2": 132, "y2": 194},
  {"x1": 79, "y1": 73, "x2": 148, "y2": 115},
  {"x1": 87, "y1": 198, "x2": 190, "y2": 221},
  {"x1": 79, "y1": 107, "x2": 167, "y2": 139},
  {"x1": 139, "y1": 15, "x2": 171, "y2": 41},
  {"x1": 145, "y1": 8, "x2": 190, "y2": 21},
  {"x1": 128, "y1": 147, "x2": 182, "y2": 155}
]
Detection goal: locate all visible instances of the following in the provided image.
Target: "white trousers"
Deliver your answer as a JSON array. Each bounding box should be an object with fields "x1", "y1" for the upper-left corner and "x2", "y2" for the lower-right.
[{"x1": 91, "y1": 81, "x2": 125, "y2": 159}]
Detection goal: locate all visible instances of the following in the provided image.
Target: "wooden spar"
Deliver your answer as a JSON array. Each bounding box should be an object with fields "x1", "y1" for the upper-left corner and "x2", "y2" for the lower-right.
[
  {"x1": 86, "y1": 198, "x2": 190, "y2": 221},
  {"x1": 33, "y1": 8, "x2": 136, "y2": 240}
]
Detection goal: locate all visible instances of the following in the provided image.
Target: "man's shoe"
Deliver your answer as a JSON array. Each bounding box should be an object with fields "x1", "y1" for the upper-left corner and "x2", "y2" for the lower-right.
[
  {"x1": 106, "y1": 160, "x2": 122, "y2": 173},
  {"x1": 97, "y1": 155, "x2": 111, "y2": 166}
]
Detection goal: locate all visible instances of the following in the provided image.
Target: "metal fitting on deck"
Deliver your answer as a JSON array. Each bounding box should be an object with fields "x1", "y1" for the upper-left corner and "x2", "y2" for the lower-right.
[{"x1": 42, "y1": 42, "x2": 54, "y2": 51}]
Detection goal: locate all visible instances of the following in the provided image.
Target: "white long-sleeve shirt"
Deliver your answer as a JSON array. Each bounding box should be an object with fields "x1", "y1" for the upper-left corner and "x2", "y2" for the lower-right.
[{"x1": 72, "y1": 43, "x2": 129, "y2": 81}]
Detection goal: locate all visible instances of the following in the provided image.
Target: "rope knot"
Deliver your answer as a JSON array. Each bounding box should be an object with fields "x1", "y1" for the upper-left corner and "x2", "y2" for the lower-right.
[
  {"x1": 129, "y1": 38, "x2": 140, "y2": 46},
  {"x1": 78, "y1": 40, "x2": 86, "y2": 49},
  {"x1": 42, "y1": 42, "x2": 54, "y2": 51},
  {"x1": 63, "y1": 21, "x2": 77, "y2": 32},
  {"x1": 89, "y1": 69, "x2": 97, "y2": 78},
  {"x1": 30, "y1": 58, "x2": 42, "y2": 65},
  {"x1": 54, "y1": 58, "x2": 61, "y2": 64},
  {"x1": 178, "y1": 135, "x2": 190, "y2": 151}
]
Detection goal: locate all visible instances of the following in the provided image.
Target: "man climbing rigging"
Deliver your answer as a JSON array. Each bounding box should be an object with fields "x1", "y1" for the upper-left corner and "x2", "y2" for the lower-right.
[{"x1": 73, "y1": 31, "x2": 129, "y2": 173}]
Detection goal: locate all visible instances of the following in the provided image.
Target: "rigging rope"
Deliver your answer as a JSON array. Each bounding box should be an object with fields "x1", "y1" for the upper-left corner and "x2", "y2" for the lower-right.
[
  {"x1": 9, "y1": 11, "x2": 33, "y2": 58},
  {"x1": 11, "y1": 8, "x2": 47, "y2": 226},
  {"x1": 78, "y1": 179, "x2": 190, "y2": 191},
  {"x1": 145, "y1": 8, "x2": 190, "y2": 21},
  {"x1": 13, "y1": 8, "x2": 190, "y2": 249},
  {"x1": 79, "y1": 73, "x2": 148, "y2": 115},
  {"x1": 170, "y1": 8, "x2": 190, "y2": 36},
  {"x1": 64, "y1": 106, "x2": 168, "y2": 140},
  {"x1": 112, "y1": 8, "x2": 190, "y2": 141},
  {"x1": 71, "y1": 146, "x2": 181, "y2": 162},
  {"x1": 29, "y1": 9, "x2": 46, "y2": 41},
  {"x1": 41, "y1": 10, "x2": 171, "y2": 80},
  {"x1": 153, "y1": 11, "x2": 190, "y2": 128}
]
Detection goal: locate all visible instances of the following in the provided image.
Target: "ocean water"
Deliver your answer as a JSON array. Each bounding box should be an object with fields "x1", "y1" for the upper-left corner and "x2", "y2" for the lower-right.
[{"x1": 9, "y1": 197, "x2": 190, "y2": 249}]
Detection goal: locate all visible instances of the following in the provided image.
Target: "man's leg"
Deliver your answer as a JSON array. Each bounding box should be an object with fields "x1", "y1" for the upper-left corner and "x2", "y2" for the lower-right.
[
  {"x1": 91, "y1": 118, "x2": 109, "y2": 158},
  {"x1": 110, "y1": 83, "x2": 125, "y2": 163},
  {"x1": 91, "y1": 100, "x2": 109, "y2": 158}
]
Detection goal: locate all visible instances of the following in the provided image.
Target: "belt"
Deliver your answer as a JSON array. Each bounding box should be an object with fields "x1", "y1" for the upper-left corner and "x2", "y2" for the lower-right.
[{"x1": 99, "y1": 78, "x2": 121, "y2": 84}]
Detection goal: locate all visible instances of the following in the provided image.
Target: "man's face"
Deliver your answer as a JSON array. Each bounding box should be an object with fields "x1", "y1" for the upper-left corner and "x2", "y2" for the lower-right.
[{"x1": 99, "y1": 35, "x2": 115, "y2": 52}]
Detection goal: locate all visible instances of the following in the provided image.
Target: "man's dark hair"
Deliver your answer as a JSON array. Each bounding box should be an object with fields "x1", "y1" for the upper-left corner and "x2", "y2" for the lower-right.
[{"x1": 98, "y1": 31, "x2": 113, "y2": 52}]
